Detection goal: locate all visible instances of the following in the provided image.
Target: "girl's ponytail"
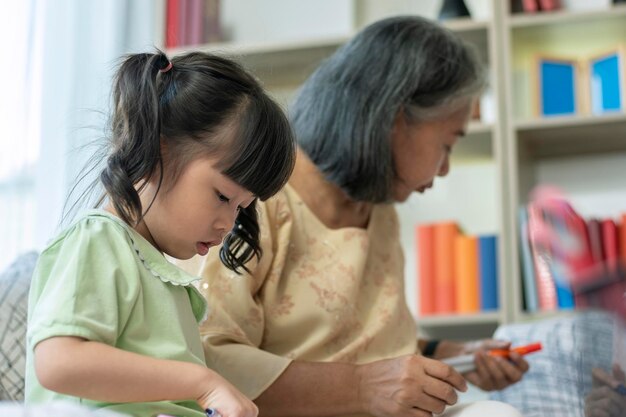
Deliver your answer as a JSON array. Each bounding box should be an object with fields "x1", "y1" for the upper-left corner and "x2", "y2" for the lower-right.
[{"x1": 101, "y1": 52, "x2": 171, "y2": 225}]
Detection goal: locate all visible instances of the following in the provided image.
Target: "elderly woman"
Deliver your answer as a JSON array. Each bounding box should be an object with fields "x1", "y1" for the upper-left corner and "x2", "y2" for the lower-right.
[{"x1": 179, "y1": 15, "x2": 528, "y2": 417}]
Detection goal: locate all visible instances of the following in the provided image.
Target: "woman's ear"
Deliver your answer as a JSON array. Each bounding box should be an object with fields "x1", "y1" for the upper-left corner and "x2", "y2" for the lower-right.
[{"x1": 391, "y1": 109, "x2": 407, "y2": 137}]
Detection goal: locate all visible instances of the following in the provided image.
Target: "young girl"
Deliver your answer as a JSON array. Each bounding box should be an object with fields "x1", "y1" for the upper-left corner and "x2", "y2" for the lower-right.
[{"x1": 24, "y1": 51, "x2": 296, "y2": 417}]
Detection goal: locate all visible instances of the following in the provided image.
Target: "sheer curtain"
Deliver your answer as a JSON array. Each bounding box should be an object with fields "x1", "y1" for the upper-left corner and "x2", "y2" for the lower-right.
[{"x1": 0, "y1": 0, "x2": 159, "y2": 271}]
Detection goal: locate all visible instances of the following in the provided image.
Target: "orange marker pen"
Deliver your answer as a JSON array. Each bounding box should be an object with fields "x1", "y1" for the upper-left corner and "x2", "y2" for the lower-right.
[
  {"x1": 443, "y1": 342, "x2": 542, "y2": 373},
  {"x1": 489, "y1": 342, "x2": 543, "y2": 358}
]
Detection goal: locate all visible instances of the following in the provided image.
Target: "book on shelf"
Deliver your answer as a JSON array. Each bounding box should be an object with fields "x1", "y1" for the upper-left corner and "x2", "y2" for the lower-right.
[
  {"x1": 165, "y1": 0, "x2": 222, "y2": 49},
  {"x1": 478, "y1": 235, "x2": 499, "y2": 311},
  {"x1": 514, "y1": 0, "x2": 562, "y2": 13},
  {"x1": 519, "y1": 193, "x2": 626, "y2": 313},
  {"x1": 601, "y1": 219, "x2": 619, "y2": 272},
  {"x1": 434, "y1": 222, "x2": 458, "y2": 314},
  {"x1": 519, "y1": 207, "x2": 539, "y2": 312},
  {"x1": 621, "y1": 214, "x2": 626, "y2": 261},
  {"x1": 178, "y1": 0, "x2": 189, "y2": 46},
  {"x1": 204, "y1": 0, "x2": 221, "y2": 43},
  {"x1": 537, "y1": 0, "x2": 562, "y2": 11},
  {"x1": 526, "y1": 204, "x2": 559, "y2": 311},
  {"x1": 166, "y1": 0, "x2": 180, "y2": 48},
  {"x1": 187, "y1": 0, "x2": 205, "y2": 46},
  {"x1": 454, "y1": 235, "x2": 479, "y2": 313},
  {"x1": 416, "y1": 224, "x2": 436, "y2": 315},
  {"x1": 587, "y1": 219, "x2": 605, "y2": 264},
  {"x1": 521, "y1": 0, "x2": 539, "y2": 12},
  {"x1": 415, "y1": 222, "x2": 499, "y2": 317}
]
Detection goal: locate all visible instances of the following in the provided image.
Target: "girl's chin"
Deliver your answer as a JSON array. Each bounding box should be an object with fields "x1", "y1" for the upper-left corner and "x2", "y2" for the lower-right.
[{"x1": 392, "y1": 187, "x2": 412, "y2": 203}]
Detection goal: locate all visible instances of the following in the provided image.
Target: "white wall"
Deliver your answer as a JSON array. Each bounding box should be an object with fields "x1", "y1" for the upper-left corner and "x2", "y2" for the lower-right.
[{"x1": 221, "y1": 0, "x2": 354, "y2": 43}]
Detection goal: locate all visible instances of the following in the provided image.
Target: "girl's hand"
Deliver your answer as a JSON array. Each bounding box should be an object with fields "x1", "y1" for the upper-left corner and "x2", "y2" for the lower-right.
[
  {"x1": 356, "y1": 354, "x2": 467, "y2": 417},
  {"x1": 196, "y1": 372, "x2": 258, "y2": 417},
  {"x1": 585, "y1": 365, "x2": 626, "y2": 417}
]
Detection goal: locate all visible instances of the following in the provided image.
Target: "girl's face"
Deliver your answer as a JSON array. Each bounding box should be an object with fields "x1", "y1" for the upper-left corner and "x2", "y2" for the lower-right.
[
  {"x1": 141, "y1": 156, "x2": 255, "y2": 260},
  {"x1": 390, "y1": 100, "x2": 474, "y2": 202}
]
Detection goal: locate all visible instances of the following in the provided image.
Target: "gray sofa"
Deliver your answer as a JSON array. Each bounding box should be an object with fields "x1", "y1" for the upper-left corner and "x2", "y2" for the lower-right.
[
  {"x1": 490, "y1": 310, "x2": 617, "y2": 417},
  {"x1": 1, "y1": 252, "x2": 621, "y2": 417},
  {"x1": 0, "y1": 251, "x2": 38, "y2": 402}
]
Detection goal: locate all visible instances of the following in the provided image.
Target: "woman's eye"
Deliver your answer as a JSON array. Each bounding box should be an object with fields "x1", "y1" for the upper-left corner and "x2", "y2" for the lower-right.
[{"x1": 217, "y1": 192, "x2": 230, "y2": 203}]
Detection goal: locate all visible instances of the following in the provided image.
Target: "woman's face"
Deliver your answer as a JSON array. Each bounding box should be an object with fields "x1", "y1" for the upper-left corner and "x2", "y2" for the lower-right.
[{"x1": 390, "y1": 101, "x2": 474, "y2": 202}]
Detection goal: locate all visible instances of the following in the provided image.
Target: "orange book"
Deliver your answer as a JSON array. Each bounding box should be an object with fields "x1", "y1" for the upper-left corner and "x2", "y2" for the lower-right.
[
  {"x1": 416, "y1": 225, "x2": 436, "y2": 315},
  {"x1": 454, "y1": 235, "x2": 479, "y2": 313},
  {"x1": 434, "y1": 222, "x2": 458, "y2": 314}
]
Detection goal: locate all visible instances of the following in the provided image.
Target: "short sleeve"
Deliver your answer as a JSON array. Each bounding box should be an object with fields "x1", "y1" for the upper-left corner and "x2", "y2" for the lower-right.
[
  {"x1": 27, "y1": 218, "x2": 141, "y2": 351},
  {"x1": 177, "y1": 194, "x2": 293, "y2": 399}
]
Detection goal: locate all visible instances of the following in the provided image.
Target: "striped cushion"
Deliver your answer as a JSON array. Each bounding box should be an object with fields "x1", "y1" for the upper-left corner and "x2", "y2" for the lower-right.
[
  {"x1": 0, "y1": 252, "x2": 38, "y2": 402},
  {"x1": 489, "y1": 310, "x2": 615, "y2": 417}
]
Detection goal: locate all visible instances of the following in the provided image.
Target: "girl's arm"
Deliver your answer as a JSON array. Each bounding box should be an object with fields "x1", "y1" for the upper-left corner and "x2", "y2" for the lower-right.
[{"x1": 34, "y1": 336, "x2": 257, "y2": 416}]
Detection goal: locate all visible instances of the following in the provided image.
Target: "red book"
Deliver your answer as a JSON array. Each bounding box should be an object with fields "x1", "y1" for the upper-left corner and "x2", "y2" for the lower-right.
[
  {"x1": 522, "y1": 0, "x2": 539, "y2": 12},
  {"x1": 434, "y1": 222, "x2": 458, "y2": 314},
  {"x1": 538, "y1": 0, "x2": 561, "y2": 11},
  {"x1": 166, "y1": 0, "x2": 180, "y2": 48},
  {"x1": 587, "y1": 219, "x2": 605, "y2": 264},
  {"x1": 620, "y1": 214, "x2": 626, "y2": 263},
  {"x1": 187, "y1": 0, "x2": 204, "y2": 46},
  {"x1": 601, "y1": 219, "x2": 619, "y2": 272},
  {"x1": 416, "y1": 225, "x2": 436, "y2": 315},
  {"x1": 178, "y1": 0, "x2": 189, "y2": 46}
]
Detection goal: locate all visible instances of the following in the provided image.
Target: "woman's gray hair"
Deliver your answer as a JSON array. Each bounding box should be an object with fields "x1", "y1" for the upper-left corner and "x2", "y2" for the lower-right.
[{"x1": 289, "y1": 15, "x2": 486, "y2": 203}]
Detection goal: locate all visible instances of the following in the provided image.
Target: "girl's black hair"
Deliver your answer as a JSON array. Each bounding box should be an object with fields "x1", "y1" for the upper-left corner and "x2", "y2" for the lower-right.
[{"x1": 99, "y1": 50, "x2": 295, "y2": 273}]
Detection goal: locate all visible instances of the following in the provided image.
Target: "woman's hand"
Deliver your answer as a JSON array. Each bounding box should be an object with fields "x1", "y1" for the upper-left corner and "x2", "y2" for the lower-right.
[
  {"x1": 584, "y1": 365, "x2": 626, "y2": 417},
  {"x1": 197, "y1": 372, "x2": 258, "y2": 417},
  {"x1": 435, "y1": 339, "x2": 529, "y2": 391},
  {"x1": 356, "y1": 354, "x2": 467, "y2": 417}
]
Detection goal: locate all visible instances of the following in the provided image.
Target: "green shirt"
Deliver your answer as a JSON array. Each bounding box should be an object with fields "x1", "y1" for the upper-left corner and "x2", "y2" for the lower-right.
[{"x1": 25, "y1": 210, "x2": 208, "y2": 417}]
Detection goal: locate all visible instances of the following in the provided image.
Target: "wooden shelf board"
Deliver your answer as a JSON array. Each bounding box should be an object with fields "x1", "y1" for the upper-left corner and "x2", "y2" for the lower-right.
[
  {"x1": 417, "y1": 311, "x2": 501, "y2": 327},
  {"x1": 515, "y1": 113, "x2": 626, "y2": 158},
  {"x1": 508, "y1": 3, "x2": 626, "y2": 29},
  {"x1": 516, "y1": 309, "x2": 578, "y2": 323},
  {"x1": 443, "y1": 18, "x2": 491, "y2": 33},
  {"x1": 167, "y1": 34, "x2": 349, "y2": 78}
]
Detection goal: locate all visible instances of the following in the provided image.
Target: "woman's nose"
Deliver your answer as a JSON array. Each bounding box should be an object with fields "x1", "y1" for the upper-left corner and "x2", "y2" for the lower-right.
[{"x1": 438, "y1": 155, "x2": 450, "y2": 177}]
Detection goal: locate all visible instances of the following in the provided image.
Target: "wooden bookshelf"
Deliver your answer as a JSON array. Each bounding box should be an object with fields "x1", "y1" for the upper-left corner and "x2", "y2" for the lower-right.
[
  {"x1": 501, "y1": 1, "x2": 626, "y2": 322},
  {"x1": 160, "y1": 0, "x2": 626, "y2": 336}
]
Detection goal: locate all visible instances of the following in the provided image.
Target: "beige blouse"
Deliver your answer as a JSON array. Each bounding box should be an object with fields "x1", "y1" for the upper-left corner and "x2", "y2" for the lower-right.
[{"x1": 179, "y1": 184, "x2": 417, "y2": 400}]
